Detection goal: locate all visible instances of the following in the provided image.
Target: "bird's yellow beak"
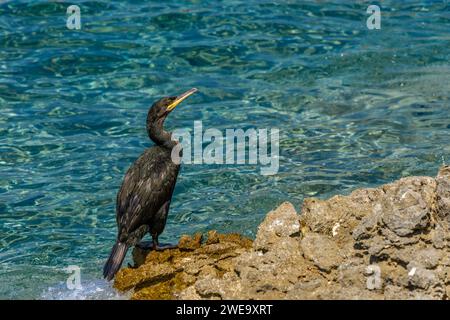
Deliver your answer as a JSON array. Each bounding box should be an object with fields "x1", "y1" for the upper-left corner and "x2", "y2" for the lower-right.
[{"x1": 166, "y1": 88, "x2": 198, "y2": 111}]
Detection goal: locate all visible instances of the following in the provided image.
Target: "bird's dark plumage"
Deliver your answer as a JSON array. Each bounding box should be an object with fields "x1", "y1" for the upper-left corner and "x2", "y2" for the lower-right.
[{"x1": 103, "y1": 88, "x2": 197, "y2": 281}]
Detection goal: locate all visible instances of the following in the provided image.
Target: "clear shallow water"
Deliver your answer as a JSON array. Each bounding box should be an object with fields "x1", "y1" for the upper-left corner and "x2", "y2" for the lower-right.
[{"x1": 0, "y1": 0, "x2": 449, "y2": 299}]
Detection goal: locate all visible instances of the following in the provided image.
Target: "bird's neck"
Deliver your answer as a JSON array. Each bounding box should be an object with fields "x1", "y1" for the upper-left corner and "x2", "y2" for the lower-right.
[{"x1": 147, "y1": 117, "x2": 177, "y2": 149}]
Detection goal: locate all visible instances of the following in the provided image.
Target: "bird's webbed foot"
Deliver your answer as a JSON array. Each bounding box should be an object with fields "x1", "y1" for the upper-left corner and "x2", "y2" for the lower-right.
[
  {"x1": 153, "y1": 242, "x2": 178, "y2": 251},
  {"x1": 136, "y1": 238, "x2": 177, "y2": 251},
  {"x1": 152, "y1": 234, "x2": 177, "y2": 251},
  {"x1": 136, "y1": 240, "x2": 154, "y2": 250}
]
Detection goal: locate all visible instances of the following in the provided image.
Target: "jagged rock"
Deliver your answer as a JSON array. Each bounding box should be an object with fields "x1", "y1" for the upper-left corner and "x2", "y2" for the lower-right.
[
  {"x1": 113, "y1": 232, "x2": 252, "y2": 299},
  {"x1": 114, "y1": 166, "x2": 450, "y2": 300},
  {"x1": 301, "y1": 232, "x2": 343, "y2": 272},
  {"x1": 415, "y1": 248, "x2": 442, "y2": 269},
  {"x1": 253, "y1": 202, "x2": 299, "y2": 252},
  {"x1": 380, "y1": 177, "x2": 434, "y2": 237},
  {"x1": 436, "y1": 166, "x2": 450, "y2": 220},
  {"x1": 178, "y1": 233, "x2": 203, "y2": 251},
  {"x1": 406, "y1": 262, "x2": 438, "y2": 290}
]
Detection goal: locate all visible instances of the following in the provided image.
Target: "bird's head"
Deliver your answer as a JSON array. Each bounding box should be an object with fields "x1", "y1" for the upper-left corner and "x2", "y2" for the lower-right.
[
  {"x1": 146, "y1": 88, "x2": 198, "y2": 147},
  {"x1": 148, "y1": 88, "x2": 198, "y2": 122}
]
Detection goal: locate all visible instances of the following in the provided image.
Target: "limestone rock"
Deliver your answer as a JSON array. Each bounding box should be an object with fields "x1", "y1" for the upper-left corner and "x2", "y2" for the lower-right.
[
  {"x1": 301, "y1": 232, "x2": 342, "y2": 272},
  {"x1": 253, "y1": 201, "x2": 299, "y2": 252},
  {"x1": 114, "y1": 166, "x2": 450, "y2": 300},
  {"x1": 113, "y1": 231, "x2": 252, "y2": 299},
  {"x1": 178, "y1": 233, "x2": 203, "y2": 251}
]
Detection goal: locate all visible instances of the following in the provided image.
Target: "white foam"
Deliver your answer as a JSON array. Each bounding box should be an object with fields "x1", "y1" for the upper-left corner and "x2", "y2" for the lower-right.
[{"x1": 41, "y1": 279, "x2": 131, "y2": 300}]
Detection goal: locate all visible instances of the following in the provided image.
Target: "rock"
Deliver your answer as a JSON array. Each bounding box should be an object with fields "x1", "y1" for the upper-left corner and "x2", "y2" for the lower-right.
[
  {"x1": 114, "y1": 166, "x2": 450, "y2": 300},
  {"x1": 301, "y1": 233, "x2": 343, "y2": 272},
  {"x1": 415, "y1": 248, "x2": 442, "y2": 269},
  {"x1": 352, "y1": 204, "x2": 382, "y2": 241},
  {"x1": 436, "y1": 166, "x2": 450, "y2": 220},
  {"x1": 337, "y1": 259, "x2": 366, "y2": 288},
  {"x1": 253, "y1": 201, "x2": 299, "y2": 252},
  {"x1": 380, "y1": 177, "x2": 434, "y2": 237},
  {"x1": 114, "y1": 262, "x2": 180, "y2": 292},
  {"x1": 113, "y1": 231, "x2": 252, "y2": 299},
  {"x1": 178, "y1": 233, "x2": 203, "y2": 251},
  {"x1": 406, "y1": 262, "x2": 438, "y2": 290},
  {"x1": 431, "y1": 225, "x2": 446, "y2": 249},
  {"x1": 300, "y1": 188, "x2": 383, "y2": 238}
]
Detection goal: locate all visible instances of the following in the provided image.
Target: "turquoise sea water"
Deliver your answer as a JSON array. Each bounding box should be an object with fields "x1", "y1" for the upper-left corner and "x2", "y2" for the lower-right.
[{"x1": 1, "y1": 0, "x2": 449, "y2": 299}]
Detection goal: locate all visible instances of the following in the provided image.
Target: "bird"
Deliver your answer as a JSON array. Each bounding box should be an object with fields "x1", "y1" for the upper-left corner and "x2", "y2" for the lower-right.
[{"x1": 103, "y1": 88, "x2": 198, "y2": 281}]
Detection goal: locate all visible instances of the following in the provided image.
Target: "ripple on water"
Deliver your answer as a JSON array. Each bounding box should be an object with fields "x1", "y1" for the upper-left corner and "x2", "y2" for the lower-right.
[{"x1": 0, "y1": 0, "x2": 449, "y2": 299}]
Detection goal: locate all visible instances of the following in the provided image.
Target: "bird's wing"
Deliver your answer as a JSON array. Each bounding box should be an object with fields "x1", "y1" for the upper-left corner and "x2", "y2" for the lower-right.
[{"x1": 115, "y1": 148, "x2": 179, "y2": 238}]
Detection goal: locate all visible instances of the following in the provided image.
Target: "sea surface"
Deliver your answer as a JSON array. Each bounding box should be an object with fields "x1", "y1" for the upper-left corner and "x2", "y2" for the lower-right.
[{"x1": 0, "y1": 0, "x2": 449, "y2": 299}]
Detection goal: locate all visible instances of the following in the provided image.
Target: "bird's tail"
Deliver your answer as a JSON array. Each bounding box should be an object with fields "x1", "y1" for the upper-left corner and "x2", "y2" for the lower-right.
[{"x1": 103, "y1": 241, "x2": 128, "y2": 281}]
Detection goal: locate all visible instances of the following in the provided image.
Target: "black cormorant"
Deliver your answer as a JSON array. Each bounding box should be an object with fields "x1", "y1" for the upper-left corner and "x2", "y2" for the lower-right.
[{"x1": 103, "y1": 88, "x2": 198, "y2": 281}]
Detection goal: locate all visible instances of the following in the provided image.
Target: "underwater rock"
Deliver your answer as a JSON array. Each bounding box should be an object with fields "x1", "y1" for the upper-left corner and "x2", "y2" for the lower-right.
[{"x1": 114, "y1": 166, "x2": 450, "y2": 300}]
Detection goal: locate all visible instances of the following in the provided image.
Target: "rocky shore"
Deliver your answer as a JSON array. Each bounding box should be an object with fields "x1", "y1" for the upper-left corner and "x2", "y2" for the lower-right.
[{"x1": 114, "y1": 166, "x2": 450, "y2": 299}]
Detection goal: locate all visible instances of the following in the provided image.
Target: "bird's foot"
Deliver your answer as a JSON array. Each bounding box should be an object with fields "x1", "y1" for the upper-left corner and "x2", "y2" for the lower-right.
[
  {"x1": 153, "y1": 243, "x2": 178, "y2": 251},
  {"x1": 136, "y1": 241, "x2": 177, "y2": 251},
  {"x1": 136, "y1": 241, "x2": 153, "y2": 250}
]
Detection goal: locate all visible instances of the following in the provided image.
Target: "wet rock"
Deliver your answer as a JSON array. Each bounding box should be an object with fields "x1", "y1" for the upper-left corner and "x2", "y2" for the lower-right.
[
  {"x1": 115, "y1": 166, "x2": 450, "y2": 300},
  {"x1": 113, "y1": 231, "x2": 252, "y2": 299}
]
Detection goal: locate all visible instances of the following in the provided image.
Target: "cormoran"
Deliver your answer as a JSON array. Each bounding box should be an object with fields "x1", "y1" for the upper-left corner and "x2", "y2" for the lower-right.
[{"x1": 103, "y1": 88, "x2": 198, "y2": 281}]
